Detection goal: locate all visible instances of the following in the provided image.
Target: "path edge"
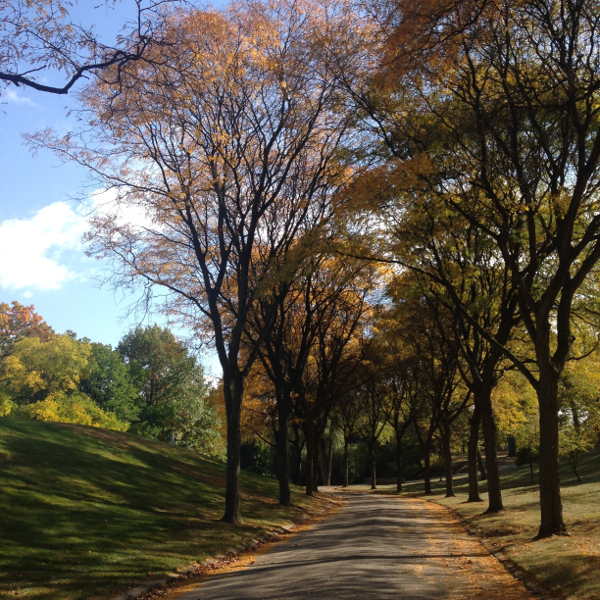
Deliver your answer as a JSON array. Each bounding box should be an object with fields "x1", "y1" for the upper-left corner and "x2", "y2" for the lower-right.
[
  {"x1": 411, "y1": 495, "x2": 565, "y2": 600},
  {"x1": 108, "y1": 496, "x2": 343, "y2": 600}
]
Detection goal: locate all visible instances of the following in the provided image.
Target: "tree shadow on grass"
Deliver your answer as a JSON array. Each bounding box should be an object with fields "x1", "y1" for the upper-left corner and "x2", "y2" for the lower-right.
[{"x1": 0, "y1": 419, "x2": 304, "y2": 600}]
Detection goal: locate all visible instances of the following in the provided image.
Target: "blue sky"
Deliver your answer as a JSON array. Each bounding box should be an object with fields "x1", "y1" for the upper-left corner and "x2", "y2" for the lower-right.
[{"x1": 0, "y1": 1, "x2": 223, "y2": 375}]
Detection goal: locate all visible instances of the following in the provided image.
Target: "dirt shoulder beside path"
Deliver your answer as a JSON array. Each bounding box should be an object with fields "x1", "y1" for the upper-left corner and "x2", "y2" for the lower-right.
[{"x1": 163, "y1": 493, "x2": 539, "y2": 600}]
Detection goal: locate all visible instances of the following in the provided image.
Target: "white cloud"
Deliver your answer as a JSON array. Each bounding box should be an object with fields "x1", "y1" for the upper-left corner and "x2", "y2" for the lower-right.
[
  {"x1": 3, "y1": 89, "x2": 39, "y2": 108},
  {"x1": 0, "y1": 189, "x2": 161, "y2": 292},
  {"x1": 89, "y1": 187, "x2": 157, "y2": 232},
  {"x1": 0, "y1": 202, "x2": 88, "y2": 290}
]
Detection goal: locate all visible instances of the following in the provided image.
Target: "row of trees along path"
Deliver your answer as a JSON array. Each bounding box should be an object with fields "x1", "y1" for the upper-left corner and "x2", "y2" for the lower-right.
[{"x1": 5, "y1": 0, "x2": 600, "y2": 540}]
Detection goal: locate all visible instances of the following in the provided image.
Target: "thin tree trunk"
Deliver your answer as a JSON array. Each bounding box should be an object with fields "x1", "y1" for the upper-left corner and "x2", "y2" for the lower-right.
[
  {"x1": 467, "y1": 405, "x2": 482, "y2": 502},
  {"x1": 276, "y1": 388, "x2": 291, "y2": 506},
  {"x1": 570, "y1": 456, "x2": 582, "y2": 484},
  {"x1": 305, "y1": 426, "x2": 314, "y2": 497},
  {"x1": 276, "y1": 425, "x2": 290, "y2": 506},
  {"x1": 423, "y1": 444, "x2": 432, "y2": 495},
  {"x1": 343, "y1": 438, "x2": 350, "y2": 487},
  {"x1": 537, "y1": 373, "x2": 567, "y2": 537},
  {"x1": 370, "y1": 442, "x2": 377, "y2": 489},
  {"x1": 327, "y1": 426, "x2": 334, "y2": 486},
  {"x1": 291, "y1": 424, "x2": 302, "y2": 486},
  {"x1": 396, "y1": 431, "x2": 403, "y2": 492},
  {"x1": 312, "y1": 437, "x2": 320, "y2": 493},
  {"x1": 442, "y1": 426, "x2": 454, "y2": 498},
  {"x1": 479, "y1": 387, "x2": 503, "y2": 513},
  {"x1": 477, "y1": 450, "x2": 487, "y2": 480},
  {"x1": 318, "y1": 437, "x2": 326, "y2": 484}
]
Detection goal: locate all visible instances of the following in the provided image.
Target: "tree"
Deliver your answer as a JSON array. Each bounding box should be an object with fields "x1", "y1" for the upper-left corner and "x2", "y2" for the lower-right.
[
  {"x1": 365, "y1": 0, "x2": 600, "y2": 537},
  {"x1": 80, "y1": 342, "x2": 140, "y2": 423},
  {"x1": 0, "y1": 301, "x2": 54, "y2": 363},
  {"x1": 1, "y1": 334, "x2": 91, "y2": 405},
  {"x1": 0, "y1": 333, "x2": 126, "y2": 429},
  {"x1": 118, "y1": 325, "x2": 220, "y2": 454},
  {"x1": 36, "y1": 1, "x2": 355, "y2": 524},
  {"x1": 295, "y1": 262, "x2": 375, "y2": 495},
  {"x1": 0, "y1": 0, "x2": 174, "y2": 96},
  {"x1": 390, "y1": 278, "x2": 464, "y2": 496},
  {"x1": 334, "y1": 390, "x2": 362, "y2": 488},
  {"x1": 372, "y1": 320, "x2": 413, "y2": 492},
  {"x1": 558, "y1": 353, "x2": 600, "y2": 483},
  {"x1": 246, "y1": 250, "x2": 372, "y2": 502},
  {"x1": 355, "y1": 374, "x2": 389, "y2": 490}
]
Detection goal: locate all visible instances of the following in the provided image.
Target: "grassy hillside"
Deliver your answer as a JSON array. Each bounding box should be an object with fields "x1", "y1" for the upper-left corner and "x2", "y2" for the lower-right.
[
  {"x1": 402, "y1": 451, "x2": 600, "y2": 600},
  {"x1": 0, "y1": 418, "x2": 329, "y2": 600}
]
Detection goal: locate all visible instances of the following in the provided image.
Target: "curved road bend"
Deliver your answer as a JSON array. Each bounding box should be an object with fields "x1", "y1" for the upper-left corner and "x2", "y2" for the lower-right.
[{"x1": 175, "y1": 493, "x2": 535, "y2": 600}]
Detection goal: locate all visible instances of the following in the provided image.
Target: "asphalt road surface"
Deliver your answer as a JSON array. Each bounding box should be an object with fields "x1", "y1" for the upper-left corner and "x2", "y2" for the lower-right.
[{"x1": 174, "y1": 494, "x2": 536, "y2": 600}]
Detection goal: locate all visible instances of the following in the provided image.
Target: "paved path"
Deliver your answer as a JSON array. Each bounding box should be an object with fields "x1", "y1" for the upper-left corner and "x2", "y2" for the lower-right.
[{"x1": 174, "y1": 494, "x2": 535, "y2": 600}]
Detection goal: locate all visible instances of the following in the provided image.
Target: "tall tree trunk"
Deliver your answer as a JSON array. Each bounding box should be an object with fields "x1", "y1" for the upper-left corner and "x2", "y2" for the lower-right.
[
  {"x1": 477, "y1": 450, "x2": 487, "y2": 480},
  {"x1": 396, "y1": 431, "x2": 403, "y2": 492},
  {"x1": 507, "y1": 436, "x2": 517, "y2": 457},
  {"x1": 529, "y1": 458, "x2": 535, "y2": 485},
  {"x1": 291, "y1": 424, "x2": 302, "y2": 486},
  {"x1": 423, "y1": 443, "x2": 432, "y2": 495},
  {"x1": 537, "y1": 373, "x2": 567, "y2": 537},
  {"x1": 275, "y1": 388, "x2": 291, "y2": 506},
  {"x1": 467, "y1": 405, "x2": 482, "y2": 502},
  {"x1": 370, "y1": 441, "x2": 377, "y2": 489},
  {"x1": 312, "y1": 436, "x2": 320, "y2": 493},
  {"x1": 305, "y1": 425, "x2": 314, "y2": 497},
  {"x1": 343, "y1": 438, "x2": 350, "y2": 487},
  {"x1": 327, "y1": 426, "x2": 334, "y2": 486},
  {"x1": 442, "y1": 425, "x2": 454, "y2": 498},
  {"x1": 317, "y1": 437, "x2": 326, "y2": 489},
  {"x1": 223, "y1": 373, "x2": 243, "y2": 524},
  {"x1": 479, "y1": 387, "x2": 503, "y2": 513}
]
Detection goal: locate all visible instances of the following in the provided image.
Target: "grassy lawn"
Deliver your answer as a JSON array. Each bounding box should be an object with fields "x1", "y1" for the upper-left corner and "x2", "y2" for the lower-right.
[
  {"x1": 0, "y1": 418, "x2": 330, "y2": 600},
  {"x1": 400, "y1": 451, "x2": 600, "y2": 600}
]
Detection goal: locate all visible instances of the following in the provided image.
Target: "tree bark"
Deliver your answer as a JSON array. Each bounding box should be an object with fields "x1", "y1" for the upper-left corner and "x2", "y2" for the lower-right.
[
  {"x1": 275, "y1": 387, "x2": 292, "y2": 506},
  {"x1": 467, "y1": 405, "x2": 482, "y2": 502},
  {"x1": 223, "y1": 408, "x2": 242, "y2": 523},
  {"x1": 396, "y1": 431, "x2": 404, "y2": 492},
  {"x1": 477, "y1": 450, "x2": 487, "y2": 480},
  {"x1": 507, "y1": 436, "x2": 517, "y2": 458},
  {"x1": 529, "y1": 459, "x2": 535, "y2": 485},
  {"x1": 343, "y1": 438, "x2": 350, "y2": 487},
  {"x1": 312, "y1": 437, "x2": 320, "y2": 493},
  {"x1": 370, "y1": 442, "x2": 377, "y2": 489},
  {"x1": 318, "y1": 437, "x2": 327, "y2": 485},
  {"x1": 423, "y1": 444, "x2": 432, "y2": 495},
  {"x1": 305, "y1": 426, "x2": 314, "y2": 497},
  {"x1": 537, "y1": 372, "x2": 567, "y2": 537},
  {"x1": 276, "y1": 424, "x2": 291, "y2": 506},
  {"x1": 479, "y1": 387, "x2": 503, "y2": 513},
  {"x1": 442, "y1": 426, "x2": 454, "y2": 498},
  {"x1": 291, "y1": 424, "x2": 302, "y2": 486},
  {"x1": 327, "y1": 426, "x2": 334, "y2": 486},
  {"x1": 222, "y1": 373, "x2": 244, "y2": 524}
]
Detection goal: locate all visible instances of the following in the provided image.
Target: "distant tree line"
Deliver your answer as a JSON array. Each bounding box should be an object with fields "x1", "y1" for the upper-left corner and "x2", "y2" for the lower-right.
[{"x1": 0, "y1": 301, "x2": 222, "y2": 456}]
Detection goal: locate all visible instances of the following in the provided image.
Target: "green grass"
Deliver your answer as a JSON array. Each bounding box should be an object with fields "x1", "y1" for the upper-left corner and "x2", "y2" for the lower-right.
[
  {"x1": 0, "y1": 418, "x2": 330, "y2": 600},
  {"x1": 399, "y1": 451, "x2": 600, "y2": 600}
]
